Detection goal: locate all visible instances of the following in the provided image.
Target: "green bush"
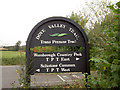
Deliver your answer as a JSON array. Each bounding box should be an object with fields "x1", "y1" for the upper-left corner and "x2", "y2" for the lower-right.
[{"x1": 85, "y1": 2, "x2": 120, "y2": 88}]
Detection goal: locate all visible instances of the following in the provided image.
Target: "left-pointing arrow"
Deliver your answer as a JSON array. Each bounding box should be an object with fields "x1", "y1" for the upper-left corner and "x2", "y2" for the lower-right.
[{"x1": 36, "y1": 69, "x2": 40, "y2": 72}]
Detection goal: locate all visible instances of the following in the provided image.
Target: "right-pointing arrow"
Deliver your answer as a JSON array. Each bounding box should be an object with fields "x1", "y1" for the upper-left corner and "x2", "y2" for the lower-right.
[
  {"x1": 76, "y1": 57, "x2": 80, "y2": 61},
  {"x1": 36, "y1": 69, "x2": 40, "y2": 72}
]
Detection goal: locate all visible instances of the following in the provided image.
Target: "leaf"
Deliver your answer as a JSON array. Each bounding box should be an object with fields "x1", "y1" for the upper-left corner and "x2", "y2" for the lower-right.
[
  {"x1": 49, "y1": 33, "x2": 59, "y2": 37},
  {"x1": 112, "y1": 59, "x2": 119, "y2": 65},
  {"x1": 108, "y1": 32, "x2": 114, "y2": 37},
  {"x1": 58, "y1": 33, "x2": 67, "y2": 37},
  {"x1": 111, "y1": 64, "x2": 119, "y2": 72}
]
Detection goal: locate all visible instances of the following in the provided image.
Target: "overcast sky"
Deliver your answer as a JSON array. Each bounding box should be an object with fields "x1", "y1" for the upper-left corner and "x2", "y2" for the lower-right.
[{"x1": 0, "y1": 0, "x2": 119, "y2": 46}]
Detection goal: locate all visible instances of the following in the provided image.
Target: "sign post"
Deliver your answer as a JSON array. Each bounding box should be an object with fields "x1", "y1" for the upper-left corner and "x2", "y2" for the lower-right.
[{"x1": 26, "y1": 17, "x2": 90, "y2": 86}]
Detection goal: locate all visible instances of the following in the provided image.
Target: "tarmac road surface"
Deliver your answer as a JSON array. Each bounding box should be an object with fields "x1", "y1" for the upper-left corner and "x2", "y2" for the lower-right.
[{"x1": 1, "y1": 65, "x2": 85, "y2": 89}]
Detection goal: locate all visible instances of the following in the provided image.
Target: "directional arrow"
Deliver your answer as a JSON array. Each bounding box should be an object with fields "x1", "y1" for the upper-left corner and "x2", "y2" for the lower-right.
[
  {"x1": 36, "y1": 69, "x2": 40, "y2": 72},
  {"x1": 76, "y1": 57, "x2": 80, "y2": 61}
]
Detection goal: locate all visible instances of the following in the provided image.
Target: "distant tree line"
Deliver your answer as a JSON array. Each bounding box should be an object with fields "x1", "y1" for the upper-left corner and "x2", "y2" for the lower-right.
[{"x1": 3, "y1": 40, "x2": 25, "y2": 51}]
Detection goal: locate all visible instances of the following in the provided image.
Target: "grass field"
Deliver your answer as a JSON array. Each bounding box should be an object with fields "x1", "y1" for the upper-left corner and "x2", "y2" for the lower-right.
[{"x1": 1, "y1": 51, "x2": 25, "y2": 65}]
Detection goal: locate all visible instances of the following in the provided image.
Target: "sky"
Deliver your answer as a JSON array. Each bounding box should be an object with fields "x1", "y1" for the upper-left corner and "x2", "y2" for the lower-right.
[{"x1": 0, "y1": 0, "x2": 119, "y2": 46}]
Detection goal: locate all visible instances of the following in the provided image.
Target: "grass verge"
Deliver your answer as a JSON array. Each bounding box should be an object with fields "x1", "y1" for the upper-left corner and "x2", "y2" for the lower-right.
[{"x1": 2, "y1": 51, "x2": 25, "y2": 65}]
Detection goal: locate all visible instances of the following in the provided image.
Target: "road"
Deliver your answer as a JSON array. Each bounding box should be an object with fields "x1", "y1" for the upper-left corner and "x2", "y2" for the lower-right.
[{"x1": 1, "y1": 65, "x2": 85, "y2": 88}]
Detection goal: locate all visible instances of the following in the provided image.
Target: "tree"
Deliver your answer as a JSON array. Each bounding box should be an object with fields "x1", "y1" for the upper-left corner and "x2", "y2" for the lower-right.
[
  {"x1": 86, "y1": 1, "x2": 120, "y2": 88},
  {"x1": 15, "y1": 40, "x2": 21, "y2": 51},
  {"x1": 68, "y1": 0, "x2": 120, "y2": 88},
  {"x1": 67, "y1": 11, "x2": 89, "y2": 34}
]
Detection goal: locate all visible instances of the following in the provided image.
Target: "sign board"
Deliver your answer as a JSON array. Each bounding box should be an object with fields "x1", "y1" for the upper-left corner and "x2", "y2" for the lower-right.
[{"x1": 26, "y1": 17, "x2": 90, "y2": 75}]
